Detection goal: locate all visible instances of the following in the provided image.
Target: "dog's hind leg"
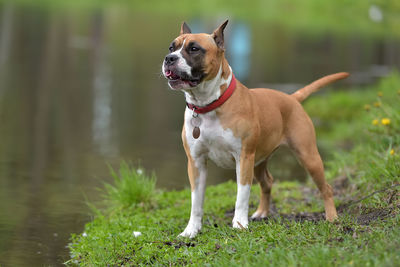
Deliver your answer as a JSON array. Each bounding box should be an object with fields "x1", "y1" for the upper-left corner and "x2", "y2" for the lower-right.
[
  {"x1": 251, "y1": 160, "x2": 274, "y2": 219},
  {"x1": 286, "y1": 113, "x2": 338, "y2": 221},
  {"x1": 294, "y1": 147, "x2": 337, "y2": 221}
]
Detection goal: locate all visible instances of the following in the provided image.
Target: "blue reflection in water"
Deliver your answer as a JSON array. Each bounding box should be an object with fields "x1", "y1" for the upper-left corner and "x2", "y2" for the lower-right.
[{"x1": 228, "y1": 22, "x2": 251, "y2": 81}]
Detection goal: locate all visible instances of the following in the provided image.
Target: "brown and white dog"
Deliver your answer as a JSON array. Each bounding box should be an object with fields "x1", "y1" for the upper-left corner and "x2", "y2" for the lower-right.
[{"x1": 162, "y1": 20, "x2": 349, "y2": 238}]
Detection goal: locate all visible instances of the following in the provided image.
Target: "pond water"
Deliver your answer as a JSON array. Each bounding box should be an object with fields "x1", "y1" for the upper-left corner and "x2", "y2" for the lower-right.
[{"x1": 0, "y1": 2, "x2": 399, "y2": 266}]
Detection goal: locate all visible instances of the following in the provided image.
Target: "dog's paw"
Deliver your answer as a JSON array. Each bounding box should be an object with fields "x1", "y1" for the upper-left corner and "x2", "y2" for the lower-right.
[
  {"x1": 326, "y1": 212, "x2": 338, "y2": 222},
  {"x1": 232, "y1": 216, "x2": 248, "y2": 229},
  {"x1": 178, "y1": 223, "x2": 201, "y2": 238},
  {"x1": 250, "y1": 210, "x2": 268, "y2": 220}
]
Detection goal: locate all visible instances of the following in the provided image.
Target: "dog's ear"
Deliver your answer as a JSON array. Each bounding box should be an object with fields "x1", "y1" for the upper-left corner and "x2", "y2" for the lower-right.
[
  {"x1": 211, "y1": 20, "x2": 228, "y2": 50},
  {"x1": 180, "y1": 22, "x2": 192, "y2": 35}
]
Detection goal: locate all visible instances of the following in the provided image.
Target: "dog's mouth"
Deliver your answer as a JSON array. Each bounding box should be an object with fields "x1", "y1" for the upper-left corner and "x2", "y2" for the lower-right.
[{"x1": 165, "y1": 70, "x2": 201, "y2": 89}]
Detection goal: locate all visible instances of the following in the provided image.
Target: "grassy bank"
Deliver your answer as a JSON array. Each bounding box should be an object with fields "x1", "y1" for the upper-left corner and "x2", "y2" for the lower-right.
[{"x1": 67, "y1": 74, "x2": 400, "y2": 266}]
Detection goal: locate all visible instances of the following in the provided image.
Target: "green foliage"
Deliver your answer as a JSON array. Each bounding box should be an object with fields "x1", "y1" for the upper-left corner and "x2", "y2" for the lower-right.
[
  {"x1": 304, "y1": 85, "x2": 376, "y2": 147},
  {"x1": 103, "y1": 161, "x2": 156, "y2": 209},
  {"x1": 316, "y1": 73, "x2": 400, "y2": 193},
  {"x1": 6, "y1": 0, "x2": 400, "y2": 38},
  {"x1": 305, "y1": 72, "x2": 400, "y2": 190},
  {"x1": 342, "y1": 74, "x2": 400, "y2": 199},
  {"x1": 68, "y1": 74, "x2": 400, "y2": 266}
]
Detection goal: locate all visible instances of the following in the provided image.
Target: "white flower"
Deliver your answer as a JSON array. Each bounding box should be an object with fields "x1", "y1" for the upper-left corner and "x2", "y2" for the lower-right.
[{"x1": 133, "y1": 231, "x2": 142, "y2": 237}]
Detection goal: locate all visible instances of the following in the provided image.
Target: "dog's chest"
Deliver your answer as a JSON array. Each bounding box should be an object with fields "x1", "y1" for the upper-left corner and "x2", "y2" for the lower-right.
[{"x1": 184, "y1": 110, "x2": 241, "y2": 169}]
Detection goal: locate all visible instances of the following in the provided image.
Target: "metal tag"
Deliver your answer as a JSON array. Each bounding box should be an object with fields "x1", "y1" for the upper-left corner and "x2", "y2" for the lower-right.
[
  {"x1": 191, "y1": 114, "x2": 202, "y2": 139},
  {"x1": 192, "y1": 126, "x2": 200, "y2": 139}
]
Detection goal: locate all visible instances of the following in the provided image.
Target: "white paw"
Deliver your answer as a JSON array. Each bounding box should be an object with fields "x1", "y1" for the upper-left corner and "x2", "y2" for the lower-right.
[
  {"x1": 178, "y1": 222, "x2": 201, "y2": 238},
  {"x1": 250, "y1": 210, "x2": 268, "y2": 220},
  {"x1": 232, "y1": 216, "x2": 248, "y2": 229}
]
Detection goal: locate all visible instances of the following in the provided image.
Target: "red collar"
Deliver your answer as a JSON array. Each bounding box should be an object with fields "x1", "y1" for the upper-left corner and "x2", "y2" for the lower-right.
[{"x1": 186, "y1": 74, "x2": 236, "y2": 114}]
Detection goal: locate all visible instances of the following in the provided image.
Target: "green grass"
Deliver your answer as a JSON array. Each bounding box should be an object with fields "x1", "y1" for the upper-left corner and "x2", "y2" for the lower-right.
[
  {"x1": 305, "y1": 73, "x2": 400, "y2": 194},
  {"x1": 67, "y1": 73, "x2": 400, "y2": 266},
  {"x1": 103, "y1": 162, "x2": 156, "y2": 210}
]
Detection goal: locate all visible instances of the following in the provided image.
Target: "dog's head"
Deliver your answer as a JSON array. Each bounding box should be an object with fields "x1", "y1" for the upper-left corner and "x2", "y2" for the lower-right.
[{"x1": 162, "y1": 20, "x2": 229, "y2": 90}]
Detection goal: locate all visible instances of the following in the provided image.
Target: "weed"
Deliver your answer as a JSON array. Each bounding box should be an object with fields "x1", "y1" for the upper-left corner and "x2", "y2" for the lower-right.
[{"x1": 103, "y1": 161, "x2": 156, "y2": 209}]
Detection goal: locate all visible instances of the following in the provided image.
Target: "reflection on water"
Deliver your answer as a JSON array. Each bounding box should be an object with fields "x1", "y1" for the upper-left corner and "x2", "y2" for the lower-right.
[
  {"x1": 91, "y1": 13, "x2": 116, "y2": 156},
  {"x1": 229, "y1": 22, "x2": 251, "y2": 81},
  {"x1": 0, "y1": 2, "x2": 399, "y2": 266}
]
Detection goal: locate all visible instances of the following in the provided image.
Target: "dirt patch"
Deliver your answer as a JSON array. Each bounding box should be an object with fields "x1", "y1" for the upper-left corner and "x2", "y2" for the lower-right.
[
  {"x1": 243, "y1": 206, "x2": 397, "y2": 225},
  {"x1": 162, "y1": 241, "x2": 196, "y2": 249},
  {"x1": 356, "y1": 206, "x2": 399, "y2": 225},
  {"x1": 262, "y1": 211, "x2": 325, "y2": 223},
  {"x1": 225, "y1": 176, "x2": 399, "y2": 226},
  {"x1": 224, "y1": 206, "x2": 325, "y2": 223}
]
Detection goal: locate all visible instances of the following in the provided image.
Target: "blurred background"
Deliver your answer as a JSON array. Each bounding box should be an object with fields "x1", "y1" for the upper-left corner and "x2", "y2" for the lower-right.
[{"x1": 0, "y1": 0, "x2": 399, "y2": 265}]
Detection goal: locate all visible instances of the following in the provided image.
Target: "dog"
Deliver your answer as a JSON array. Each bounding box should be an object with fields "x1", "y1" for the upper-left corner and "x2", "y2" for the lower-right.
[{"x1": 162, "y1": 20, "x2": 348, "y2": 238}]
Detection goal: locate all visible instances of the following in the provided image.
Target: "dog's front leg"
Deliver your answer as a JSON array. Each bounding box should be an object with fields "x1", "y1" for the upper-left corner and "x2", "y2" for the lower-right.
[
  {"x1": 179, "y1": 156, "x2": 207, "y2": 238},
  {"x1": 232, "y1": 152, "x2": 254, "y2": 229}
]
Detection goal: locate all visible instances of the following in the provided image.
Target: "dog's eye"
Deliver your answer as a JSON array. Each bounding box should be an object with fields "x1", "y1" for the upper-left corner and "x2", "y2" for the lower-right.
[
  {"x1": 190, "y1": 46, "x2": 200, "y2": 52},
  {"x1": 169, "y1": 46, "x2": 174, "y2": 52}
]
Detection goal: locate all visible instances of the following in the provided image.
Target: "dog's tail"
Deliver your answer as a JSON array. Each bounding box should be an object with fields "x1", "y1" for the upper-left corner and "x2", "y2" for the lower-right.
[{"x1": 291, "y1": 72, "x2": 350, "y2": 103}]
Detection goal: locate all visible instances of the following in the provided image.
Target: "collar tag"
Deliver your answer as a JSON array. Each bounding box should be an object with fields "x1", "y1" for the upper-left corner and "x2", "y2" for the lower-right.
[{"x1": 190, "y1": 115, "x2": 202, "y2": 139}]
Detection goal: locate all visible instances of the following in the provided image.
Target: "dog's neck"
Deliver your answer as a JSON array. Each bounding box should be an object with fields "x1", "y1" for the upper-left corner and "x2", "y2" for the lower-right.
[{"x1": 183, "y1": 61, "x2": 232, "y2": 108}]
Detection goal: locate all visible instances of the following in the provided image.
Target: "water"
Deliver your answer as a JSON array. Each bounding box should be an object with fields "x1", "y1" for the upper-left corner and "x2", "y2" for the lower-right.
[{"x1": 0, "y1": 2, "x2": 399, "y2": 266}]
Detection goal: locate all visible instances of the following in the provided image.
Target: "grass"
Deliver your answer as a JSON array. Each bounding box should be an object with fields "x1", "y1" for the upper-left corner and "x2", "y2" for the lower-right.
[
  {"x1": 103, "y1": 162, "x2": 156, "y2": 210},
  {"x1": 67, "y1": 73, "x2": 400, "y2": 266},
  {"x1": 305, "y1": 73, "x2": 400, "y2": 194}
]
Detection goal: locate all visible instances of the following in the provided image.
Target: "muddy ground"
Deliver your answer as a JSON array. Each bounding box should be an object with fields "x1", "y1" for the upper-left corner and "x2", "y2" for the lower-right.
[{"x1": 225, "y1": 176, "x2": 400, "y2": 225}]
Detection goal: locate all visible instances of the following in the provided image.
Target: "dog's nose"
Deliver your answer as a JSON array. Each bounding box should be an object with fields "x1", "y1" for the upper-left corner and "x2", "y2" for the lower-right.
[{"x1": 165, "y1": 54, "x2": 178, "y2": 65}]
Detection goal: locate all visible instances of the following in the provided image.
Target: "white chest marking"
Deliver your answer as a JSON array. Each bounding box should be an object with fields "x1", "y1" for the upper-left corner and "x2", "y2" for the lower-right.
[{"x1": 185, "y1": 110, "x2": 241, "y2": 169}]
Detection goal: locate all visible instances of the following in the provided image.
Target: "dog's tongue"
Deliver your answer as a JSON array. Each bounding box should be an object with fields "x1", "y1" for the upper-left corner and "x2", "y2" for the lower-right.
[
  {"x1": 188, "y1": 80, "x2": 198, "y2": 87},
  {"x1": 165, "y1": 70, "x2": 180, "y2": 79}
]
